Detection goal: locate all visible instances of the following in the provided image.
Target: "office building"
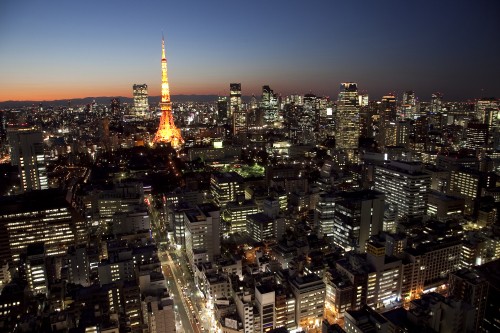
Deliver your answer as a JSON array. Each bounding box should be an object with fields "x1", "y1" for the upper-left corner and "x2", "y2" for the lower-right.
[
  {"x1": 426, "y1": 190, "x2": 465, "y2": 220},
  {"x1": 475, "y1": 259, "x2": 500, "y2": 332},
  {"x1": 335, "y1": 83, "x2": 359, "y2": 160},
  {"x1": 247, "y1": 213, "x2": 275, "y2": 243},
  {"x1": 231, "y1": 83, "x2": 247, "y2": 135},
  {"x1": 7, "y1": 127, "x2": 48, "y2": 192},
  {"x1": 374, "y1": 161, "x2": 430, "y2": 219},
  {"x1": 476, "y1": 98, "x2": 500, "y2": 148},
  {"x1": 402, "y1": 90, "x2": 416, "y2": 119},
  {"x1": 315, "y1": 192, "x2": 336, "y2": 238},
  {"x1": 229, "y1": 83, "x2": 242, "y2": 119},
  {"x1": 365, "y1": 241, "x2": 402, "y2": 309},
  {"x1": 217, "y1": 96, "x2": 228, "y2": 121},
  {"x1": 261, "y1": 85, "x2": 279, "y2": 125},
  {"x1": 67, "y1": 245, "x2": 90, "y2": 287},
  {"x1": 133, "y1": 84, "x2": 149, "y2": 117},
  {"x1": 344, "y1": 306, "x2": 389, "y2": 333},
  {"x1": 143, "y1": 295, "x2": 176, "y2": 333},
  {"x1": 274, "y1": 285, "x2": 296, "y2": 330},
  {"x1": 378, "y1": 94, "x2": 398, "y2": 148},
  {"x1": 184, "y1": 203, "x2": 221, "y2": 268},
  {"x1": 210, "y1": 171, "x2": 245, "y2": 209},
  {"x1": 448, "y1": 168, "x2": 484, "y2": 215},
  {"x1": 405, "y1": 239, "x2": 462, "y2": 291},
  {"x1": 465, "y1": 123, "x2": 488, "y2": 150},
  {"x1": 289, "y1": 273, "x2": 326, "y2": 330},
  {"x1": 448, "y1": 269, "x2": 488, "y2": 333},
  {"x1": 226, "y1": 200, "x2": 259, "y2": 234},
  {"x1": 329, "y1": 190, "x2": 385, "y2": 253},
  {"x1": 255, "y1": 284, "x2": 276, "y2": 332},
  {"x1": 26, "y1": 242, "x2": 49, "y2": 296},
  {"x1": 0, "y1": 190, "x2": 77, "y2": 264}
]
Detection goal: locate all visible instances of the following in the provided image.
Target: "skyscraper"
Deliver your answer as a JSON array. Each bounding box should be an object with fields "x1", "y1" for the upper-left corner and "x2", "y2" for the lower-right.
[
  {"x1": 217, "y1": 96, "x2": 228, "y2": 121},
  {"x1": 335, "y1": 83, "x2": 359, "y2": 161},
  {"x1": 402, "y1": 90, "x2": 416, "y2": 119},
  {"x1": 229, "y1": 83, "x2": 242, "y2": 119},
  {"x1": 133, "y1": 84, "x2": 149, "y2": 117},
  {"x1": 475, "y1": 98, "x2": 499, "y2": 148},
  {"x1": 378, "y1": 94, "x2": 398, "y2": 148},
  {"x1": 153, "y1": 36, "x2": 184, "y2": 148},
  {"x1": 230, "y1": 83, "x2": 246, "y2": 136},
  {"x1": 430, "y1": 92, "x2": 443, "y2": 114},
  {"x1": 110, "y1": 97, "x2": 121, "y2": 115},
  {"x1": 7, "y1": 127, "x2": 48, "y2": 192}
]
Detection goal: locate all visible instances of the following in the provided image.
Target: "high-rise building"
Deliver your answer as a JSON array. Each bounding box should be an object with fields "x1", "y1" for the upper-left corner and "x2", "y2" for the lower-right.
[
  {"x1": 255, "y1": 284, "x2": 276, "y2": 332},
  {"x1": 315, "y1": 193, "x2": 336, "y2": 238},
  {"x1": 230, "y1": 83, "x2": 246, "y2": 135},
  {"x1": 365, "y1": 241, "x2": 402, "y2": 309},
  {"x1": 326, "y1": 190, "x2": 385, "y2": 253},
  {"x1": 289, "y1": 273, "x2": 326, "y2": 330},
  {"x1": 183, "y1": 203, "x2": 221, "y2": 268},
  {"x1": 448, "y1": 168, "x2": 485, "y2": 215},
  {"x1": 402, "y1": 90, "x2": 416, "y2": 119},
  {"x1": 430, "y1": 92, "x2": 443, "y2": 114},
  {"x1": 67, "y1": 245, "x2": 90, "y2": 287},
  {"x1": 0, "y1": 189, "x2": 77, "y2": 264},
  {"x1": 465, "y1": 122, "x2": 488, "y2": 150},
  {"x1": 476, "y1": 98, "x2": 499, "y2": 148},
  {"x1": 261, "y1": 85, "x2": 279, "y2": 126},
  {"x1": 210, "y1": 171, "x2": 244, "y2": 209},
  {"x1": 448, "y1": 269, "x2": 489, "y2": 333},
  {"x1": 374, "y1": 161, "x2": 430, "y2": 219},
  {"x1": 143, "y1": 295, "x2": 176, "y2": 333},
  {"x1": 335, "y1": 83, "x2": 359, "y2": 160},
  {"x1": 26, "y1": 242, "x2": 48, "y2": 296},
  {"x1": 217, "y1": 96, "x2": 228, "y2": 121},
  {"x1": 133, "y1": 84, "x2": 149, "y2": 116},
  {"x1": 226, "y1": 200, "x2": 258, "y2": 235},
  {"x1": 378, "y1": 94, "x2": 398, "y2": 148},
  {"x1": 110, "y1": 97, "x2": 121, "y2": 115},
  {"x1": 229, "y1": 83, "x2": 242, "y2": 119},
  {"x1": 153, "y1": 36, "x2": 184, "y2": 147},
  {"x1": 7, "y1": 127, "x2": 48, "y2": 192}
]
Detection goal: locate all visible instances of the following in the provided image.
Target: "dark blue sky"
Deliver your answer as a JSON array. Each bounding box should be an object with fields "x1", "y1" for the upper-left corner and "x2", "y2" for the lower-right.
[{"x1": 0, "y1": 0, "x2": 499, "y2": 101}]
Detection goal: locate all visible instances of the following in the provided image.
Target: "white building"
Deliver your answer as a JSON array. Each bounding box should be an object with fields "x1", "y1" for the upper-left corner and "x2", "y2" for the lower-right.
[{"x1": 184, "y1": 203, "x2": 221, "y2": 268}]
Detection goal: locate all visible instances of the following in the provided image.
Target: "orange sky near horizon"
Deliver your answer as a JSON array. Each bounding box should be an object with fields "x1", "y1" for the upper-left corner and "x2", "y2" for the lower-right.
[
  {"x1": 0, "y1": 80, "x2": 236, "y2": 102},
  {"x1": 0, "y1": 83, "x2": 223, "y2": 102}
]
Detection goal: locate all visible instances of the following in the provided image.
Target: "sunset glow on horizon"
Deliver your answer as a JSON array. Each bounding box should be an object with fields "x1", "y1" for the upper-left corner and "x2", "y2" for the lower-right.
[{"x1": 1, "y1": 0, "x2": 498, "y2": 103}]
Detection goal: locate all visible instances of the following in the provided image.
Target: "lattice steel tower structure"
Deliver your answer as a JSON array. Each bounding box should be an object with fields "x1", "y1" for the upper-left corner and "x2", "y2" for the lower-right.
[{"x1": 153, "y1": 36, "x2": 184, "y2": 148}]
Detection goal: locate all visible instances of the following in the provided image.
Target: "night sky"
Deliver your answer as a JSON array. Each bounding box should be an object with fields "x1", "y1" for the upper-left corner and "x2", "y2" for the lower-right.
[{"x1": 0, "y1": 0, "x2": 499, "y2": 102}]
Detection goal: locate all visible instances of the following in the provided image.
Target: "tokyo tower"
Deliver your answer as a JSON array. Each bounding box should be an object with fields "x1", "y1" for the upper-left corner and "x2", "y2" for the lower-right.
[{"x1": 153, "y1": 36, "x2": 184, "y2": 148}]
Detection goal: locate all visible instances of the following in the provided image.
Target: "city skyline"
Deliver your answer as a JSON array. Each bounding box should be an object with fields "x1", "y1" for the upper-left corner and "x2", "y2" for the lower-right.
[{"x1": 1, "y1": 0, "x2": 499, "y2": 102}]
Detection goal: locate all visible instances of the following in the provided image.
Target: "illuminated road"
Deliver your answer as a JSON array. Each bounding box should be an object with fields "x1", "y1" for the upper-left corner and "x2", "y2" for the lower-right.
[
  {"x1": 160, "y1": 252, "x2": 200, "y2": 333},
  {"x1": 148, "y1": 195, "x2": 207, "y2": 332}
]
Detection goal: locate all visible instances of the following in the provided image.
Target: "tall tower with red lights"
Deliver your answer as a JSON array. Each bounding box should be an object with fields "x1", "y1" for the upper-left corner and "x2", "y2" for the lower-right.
[{"x1": 153, "y1": 36, "x2": 184, "y2": 148}]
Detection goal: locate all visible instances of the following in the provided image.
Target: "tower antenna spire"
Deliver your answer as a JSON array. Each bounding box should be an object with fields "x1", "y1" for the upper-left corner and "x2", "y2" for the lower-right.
[{"x1": 153, "y1": 35, "x2": 184, "y2": 148}]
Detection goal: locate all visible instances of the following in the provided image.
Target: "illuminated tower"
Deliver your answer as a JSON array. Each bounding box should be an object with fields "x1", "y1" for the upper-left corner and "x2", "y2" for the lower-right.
[{"x1": 153, "y1": 37, "x2": 184, "y2": 148}]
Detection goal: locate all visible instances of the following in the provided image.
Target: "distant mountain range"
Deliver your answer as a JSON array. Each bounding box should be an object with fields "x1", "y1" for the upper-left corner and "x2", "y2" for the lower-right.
[{"x1": 0, "y1": 95, "x2": 251, "y2": 108}]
